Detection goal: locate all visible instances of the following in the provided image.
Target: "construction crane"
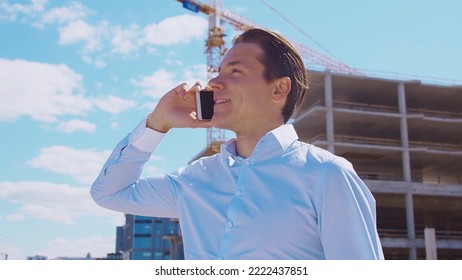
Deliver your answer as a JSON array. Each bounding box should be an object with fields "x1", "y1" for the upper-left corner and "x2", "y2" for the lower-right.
[{"x1": 176, "y1": 0, "x2": 358, "y2": 150}]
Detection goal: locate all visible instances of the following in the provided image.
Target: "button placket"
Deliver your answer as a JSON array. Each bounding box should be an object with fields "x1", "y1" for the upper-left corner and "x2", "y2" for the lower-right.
[{"x1": 218, "y1": 159, "x2": 249, "y2": 257}]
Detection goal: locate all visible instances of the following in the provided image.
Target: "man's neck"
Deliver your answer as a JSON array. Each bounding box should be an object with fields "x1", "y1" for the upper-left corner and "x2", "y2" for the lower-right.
[{"x1": 235, "y1": 122, "x2": 284, "y2": 158}]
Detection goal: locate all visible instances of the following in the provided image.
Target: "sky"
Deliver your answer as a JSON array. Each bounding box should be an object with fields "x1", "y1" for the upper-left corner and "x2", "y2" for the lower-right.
[{"x1": 0, "y1": 0, "x2": 460, "y2": 260}]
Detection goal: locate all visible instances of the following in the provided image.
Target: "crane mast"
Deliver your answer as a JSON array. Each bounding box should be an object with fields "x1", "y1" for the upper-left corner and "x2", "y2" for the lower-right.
[
  {"x1": 179, "y1": 0, "x2": 226, "y2": 149},
  {"x1": 205, "y1": 0, "x2": 226, "y2": 148},
  {"x1": 176, "y1": 0, "x2": 359, "y2": 149}
]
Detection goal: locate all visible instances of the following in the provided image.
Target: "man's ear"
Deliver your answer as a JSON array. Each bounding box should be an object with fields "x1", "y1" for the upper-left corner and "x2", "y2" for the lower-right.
[{"x1": 272, "y1": 77, "x2": 291, "y2": 104}]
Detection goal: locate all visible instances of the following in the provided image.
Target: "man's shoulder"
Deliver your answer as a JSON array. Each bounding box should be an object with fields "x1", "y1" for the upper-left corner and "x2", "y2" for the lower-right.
[
  {"x1": 292, "y1": 141, "x2": 352, "y2": 169},
  {"x1": 186, "y1": 152, "x2": 224, "y2": 169}
]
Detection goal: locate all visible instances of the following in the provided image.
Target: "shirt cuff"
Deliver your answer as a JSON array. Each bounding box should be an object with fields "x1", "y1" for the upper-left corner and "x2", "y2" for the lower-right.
[{"x1": 129, "y1": 115, "x2": 167, "y2": 153}]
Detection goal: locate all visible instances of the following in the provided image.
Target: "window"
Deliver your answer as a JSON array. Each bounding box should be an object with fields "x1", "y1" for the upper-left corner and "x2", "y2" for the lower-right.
[
  {"x1": 134, "y1": 251, "x2": 152, "y2": 260},
  {"x1": 133, "y1": 237, "x2": 151, "y2": 249},
  {"x1": 154, "y1": 251, "x2": 163, "y2": 260},
  {"x1": 154, "y1": 222, "x2": 163, "y2": 235},
  {"x1": 167, "y1": 222, "x2": 178, "y2": 235},
  {"x1": 134, "y1": 216, "x2": 152, "y2": 223},
  {"x1": 134, "y1": 223, "x2": 152, "y2": 234},
  {"x1": 154, "y1": 237, "x2": 162, "y2": 248}
]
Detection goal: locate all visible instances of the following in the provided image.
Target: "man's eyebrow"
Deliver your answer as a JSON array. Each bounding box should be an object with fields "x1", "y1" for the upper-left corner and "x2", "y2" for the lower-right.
[{"x1": 218, "y1": 60, "x2": 246, "y2": 72}]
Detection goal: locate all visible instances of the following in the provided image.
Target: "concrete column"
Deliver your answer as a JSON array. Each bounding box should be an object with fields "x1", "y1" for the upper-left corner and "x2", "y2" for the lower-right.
[
  {"x1": 324, "y1": 72, "x2": 335, "y2": 153},
  {"x1": 398, "y1": 82, "x2": 411, "y2": 182},
  {"x1": 398, "y1": 82, "x2": 416, "y2": 260},
  {"x1": 405, "y1": 192, "x2": 416, "y2": 259},
  {"x1": 424, "y1": 228, "x2": 438, "y2": 260}
]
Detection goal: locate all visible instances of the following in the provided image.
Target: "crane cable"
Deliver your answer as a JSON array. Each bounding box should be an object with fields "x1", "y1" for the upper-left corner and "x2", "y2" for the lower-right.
[{"x1": 257, "y1": 0, "x2": 346, "y2": 64}]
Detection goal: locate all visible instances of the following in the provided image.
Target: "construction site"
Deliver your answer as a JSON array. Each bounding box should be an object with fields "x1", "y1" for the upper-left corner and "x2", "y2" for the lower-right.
[
  {"x1": 117, "y1": 0, "x2": 462, "y2": 260},
  {"x1": 292, "y1": 70, "x2": 462, "y2": 259}
]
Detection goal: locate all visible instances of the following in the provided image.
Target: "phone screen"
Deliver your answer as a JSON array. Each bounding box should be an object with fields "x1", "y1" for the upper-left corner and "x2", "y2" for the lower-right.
[{"x1": 195, "y1": 90, "x2": 214, "y2": 121}]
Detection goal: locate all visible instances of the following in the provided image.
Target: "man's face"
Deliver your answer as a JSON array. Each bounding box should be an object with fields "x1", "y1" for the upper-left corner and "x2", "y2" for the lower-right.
[{"x1": 209, "y1": 42, "x2": 280, "y2": 133}]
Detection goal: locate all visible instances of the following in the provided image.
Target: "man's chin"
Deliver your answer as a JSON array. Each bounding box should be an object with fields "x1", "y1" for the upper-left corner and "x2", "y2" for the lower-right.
[{"x1": 210, "y1": 117, "x2": 229, "y2": 131}]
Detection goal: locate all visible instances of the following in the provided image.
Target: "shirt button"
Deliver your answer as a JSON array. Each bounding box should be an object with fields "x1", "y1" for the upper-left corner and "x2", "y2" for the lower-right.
[
  {"x1": 235, "y1": 190, "x2": 242, "y2": 197},
  {"x1": 227, "y1": 220, "x2": 234, "y2": 228}
]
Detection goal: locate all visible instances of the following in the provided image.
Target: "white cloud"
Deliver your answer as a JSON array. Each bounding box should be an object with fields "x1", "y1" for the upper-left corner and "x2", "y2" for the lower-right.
[
  {"x1": 38, "y1": 1, "x2": 86, "y2": 26},
  {"x1": 0, "y1": 58, "x2": 137, "y2": 123},
  {"x1": 0, "y1": 0, "x2": 47, "y2": 21},
  {"x1": 0, "y1": 181, "x2": 123, "y2": 226},
  {"x1": 132, "y1": 65, "x2": 208, "y2": 99},
  {"x1": 183, "y1": 64, "x2": 208, "y2": 86},
  {"x1": 111, "y1": 23, "x2": 143, "y2": 54},
  {"x1": 0, "y1": 58, "x2": 91, "y2": 122},
  {"x1": 165, "y1": 59, "x2": 183, "y2": 66},
  {"x1": 27, "y1": 146, "x2": 111, "y2": 185},
  {"x1": 5, "y1": 213, "x2": 24, "y2": 222},
  {"x1": 132, "y1": 68, "x2": 177, "y2": 98},
  {"x1": 109, "y1": 13, "x2": 207, "y2": 55},
  {"x1": 58, "y1": 19, "x2": 107, "y2": 52},
  {"x1": 81, "y1": 54, "x2": 107, "y2": 68},
  {"x1": 92, "y1": 95, "x2": 137, "y2": 114},
  {"x1": 58, "y1": 119, "x2": 97, "y2": 133},
  {"x1": 2, "y1": 1, "x2": 207, "y2": 66},
  {"x1": 53, "y1": 12, "x2": 207, "y2": 59},
  {"x1": 143, "y1": 14, "x2": 207, "y2": 46}
]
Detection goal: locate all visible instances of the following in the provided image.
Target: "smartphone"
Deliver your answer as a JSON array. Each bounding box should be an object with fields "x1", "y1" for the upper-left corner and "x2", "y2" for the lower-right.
[{"x1": 195, "y1": 90, "x2": 214, "y2": 121}]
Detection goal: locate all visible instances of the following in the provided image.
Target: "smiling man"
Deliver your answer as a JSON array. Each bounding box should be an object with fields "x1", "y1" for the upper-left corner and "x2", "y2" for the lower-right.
[{"x1": 91, "y1": 28, "x2": 384, "y2": 260}]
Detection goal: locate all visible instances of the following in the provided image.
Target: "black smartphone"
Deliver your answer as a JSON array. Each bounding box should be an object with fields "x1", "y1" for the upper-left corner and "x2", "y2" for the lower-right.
[{"x1": 195, "y1": 90, "x2": 214, "y2": 121}]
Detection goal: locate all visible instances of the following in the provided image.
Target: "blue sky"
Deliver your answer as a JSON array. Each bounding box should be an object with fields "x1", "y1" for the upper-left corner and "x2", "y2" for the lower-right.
[{"x1": 0, "y1": 0, "x2": 460, "y2": 260}]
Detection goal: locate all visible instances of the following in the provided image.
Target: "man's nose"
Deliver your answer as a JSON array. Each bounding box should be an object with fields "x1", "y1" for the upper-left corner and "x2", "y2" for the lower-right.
[{"x1": 207, "y1": 76, "x2": 224, "y2": 91}]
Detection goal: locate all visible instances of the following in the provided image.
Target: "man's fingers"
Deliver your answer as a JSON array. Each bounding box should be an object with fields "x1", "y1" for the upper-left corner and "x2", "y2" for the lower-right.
[
  {"x1": 172, "y1": 83, "x2": 188, "y2": 98},
  {"x1": 172, "y1": 82, "x2": 202, "y2": 98},
  {"x1": 186, "y1": 81, "x2": 202, "y2": 96}
]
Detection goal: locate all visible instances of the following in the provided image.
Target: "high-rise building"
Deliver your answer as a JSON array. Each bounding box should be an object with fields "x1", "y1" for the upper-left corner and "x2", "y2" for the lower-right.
[
  {"x1": 292, "y1": 70, "x2": 462, "y2": 259},
  {"x1": 116, "y1": 214, "x2": 184, "y2": 260}
]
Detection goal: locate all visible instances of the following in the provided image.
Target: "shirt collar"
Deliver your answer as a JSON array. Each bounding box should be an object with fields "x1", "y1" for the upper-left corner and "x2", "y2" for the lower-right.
[{"x1": 220, "y1": 124, "x2": 299, "y2": 164}]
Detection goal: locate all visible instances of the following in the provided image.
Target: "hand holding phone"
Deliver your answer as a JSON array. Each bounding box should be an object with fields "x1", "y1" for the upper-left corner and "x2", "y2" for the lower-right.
[{"x1": 195, "y1": 90, "x2": 214, "y2": 121}]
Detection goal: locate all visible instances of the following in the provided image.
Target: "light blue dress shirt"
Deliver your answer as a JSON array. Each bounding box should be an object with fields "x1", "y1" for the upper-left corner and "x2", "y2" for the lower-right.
[{"x1": 91, "y1": 118, "x2": 384, "y2": 260}]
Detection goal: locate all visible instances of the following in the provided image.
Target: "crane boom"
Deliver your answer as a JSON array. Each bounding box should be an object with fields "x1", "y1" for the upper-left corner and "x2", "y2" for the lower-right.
[{"x1": 176, "y1": 0, "x2": 359, "y2": 74}]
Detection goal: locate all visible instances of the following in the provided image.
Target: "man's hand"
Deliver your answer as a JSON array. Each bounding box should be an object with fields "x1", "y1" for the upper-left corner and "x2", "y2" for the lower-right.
[{"x1": 146, "y1": 82, "x2": 212, "y2": 133}]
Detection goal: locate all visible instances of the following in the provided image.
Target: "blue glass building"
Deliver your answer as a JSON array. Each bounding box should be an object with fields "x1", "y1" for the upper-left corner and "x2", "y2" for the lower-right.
[{"x1": 116, "y1": 214, "x2": 184, "y2": 260}]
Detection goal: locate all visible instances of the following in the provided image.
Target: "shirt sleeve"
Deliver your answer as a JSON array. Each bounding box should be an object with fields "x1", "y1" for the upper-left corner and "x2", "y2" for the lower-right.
[
  {"x1": 316, "y1": 158, "x2": 384, "y2": 260},
  {"x1": 90, "y1": 116, "x2": 179, "y2": 218}
]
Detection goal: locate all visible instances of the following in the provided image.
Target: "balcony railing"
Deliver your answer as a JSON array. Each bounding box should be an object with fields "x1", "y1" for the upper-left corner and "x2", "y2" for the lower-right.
[
  {"x1": 303, "y1": 99, "x2": 462, "y2": 119},
  {"x1": 308, "y1": 134, "x2": 462, "y2": 152}
]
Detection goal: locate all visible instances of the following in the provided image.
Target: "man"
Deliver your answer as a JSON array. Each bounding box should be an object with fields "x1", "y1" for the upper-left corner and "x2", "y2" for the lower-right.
[{"x1": 91, "y1": 28, "x2": 384, "y2": 260}]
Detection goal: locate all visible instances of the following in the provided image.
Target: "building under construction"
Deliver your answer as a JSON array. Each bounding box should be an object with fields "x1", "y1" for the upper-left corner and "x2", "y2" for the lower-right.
[{"x1": 292, "y1": 70, "x2": 462, "y2": 259}]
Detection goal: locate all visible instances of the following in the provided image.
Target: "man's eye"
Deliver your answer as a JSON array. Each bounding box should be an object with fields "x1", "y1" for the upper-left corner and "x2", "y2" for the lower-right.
[{"x1": 231, "y1": 69, "x2": 241, "y2": 74}]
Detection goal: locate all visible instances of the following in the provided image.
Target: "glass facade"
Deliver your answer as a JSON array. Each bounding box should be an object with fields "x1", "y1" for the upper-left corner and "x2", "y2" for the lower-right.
[
  {"x1": 117, "y1": 214, "x2": 184, "y2": 260},
  {"x1": 133, "y1": 236, "x2": 151, "y2": 249}
]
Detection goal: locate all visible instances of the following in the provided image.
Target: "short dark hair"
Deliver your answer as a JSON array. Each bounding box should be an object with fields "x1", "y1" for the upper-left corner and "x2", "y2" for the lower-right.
[{"x1": 232, "y1": 28, "x2": 309, "y2": 123}]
